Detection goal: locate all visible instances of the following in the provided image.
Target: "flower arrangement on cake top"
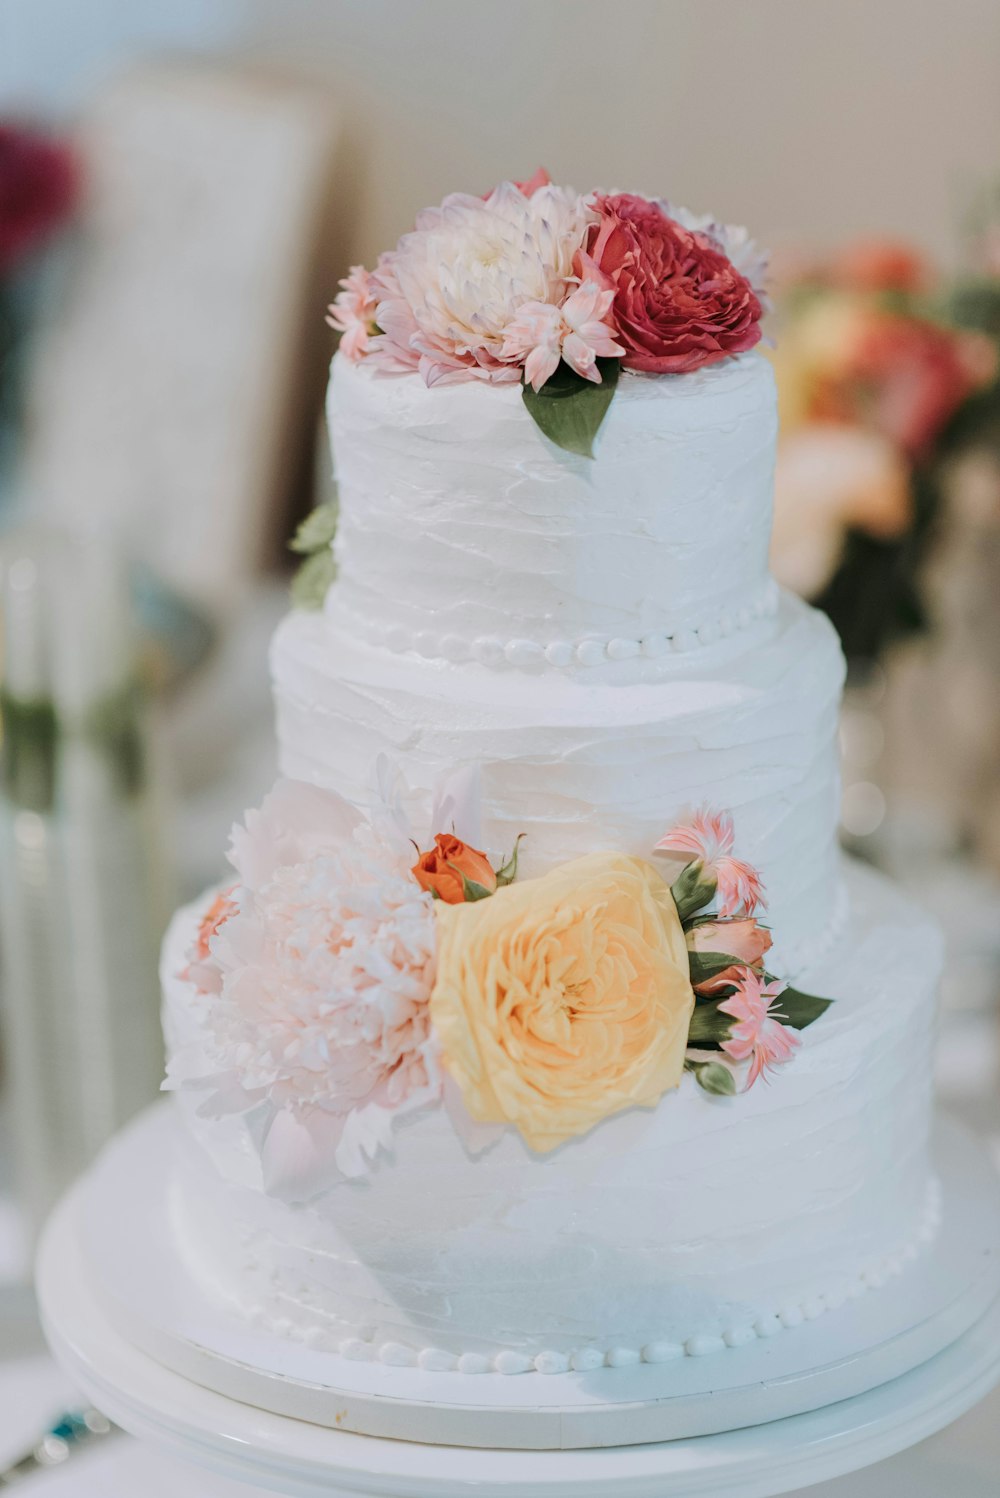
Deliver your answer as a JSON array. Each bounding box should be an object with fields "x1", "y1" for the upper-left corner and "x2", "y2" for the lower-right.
[
  {"x1": 170, "y1": 768, "x2": 830, "y2": 1195},
  {"x1": 327, "y1": 170, "x2": 768, "y2": 457}
]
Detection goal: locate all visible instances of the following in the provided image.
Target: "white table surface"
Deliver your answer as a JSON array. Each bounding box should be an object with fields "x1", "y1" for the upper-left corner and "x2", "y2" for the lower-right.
[{"x1": 2, "y1": 967, "x2": 999, "y2": 1495}]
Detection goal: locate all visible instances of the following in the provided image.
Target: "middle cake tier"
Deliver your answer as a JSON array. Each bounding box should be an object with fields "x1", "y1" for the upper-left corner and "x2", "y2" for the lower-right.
[{"x1": 272, "y1": 588, "x2": 845, "y2": 972}]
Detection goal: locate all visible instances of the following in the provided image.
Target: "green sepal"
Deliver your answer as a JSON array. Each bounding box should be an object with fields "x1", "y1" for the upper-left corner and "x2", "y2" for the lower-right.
[
  {"x1": 670, "y1": 860, "x2": 718, "y2": 923},
  {"x1": 290, "y1": 502, "x2": 339, "y2": 554},
  {"x1": 774, "y1": 985, "x2": 834, "y2": 1031},
  {"x1": 686, "y1": 1000, "x2": 733, "y2": 1050},
  {"x1": 495, "y1": 833, "x2": 525, "y2": 888},
  {"x1": 687, "y1": 1059, "x2": 738, "y2": 1097},
  {"x1": 521, "y1": 358, "x2": 620, "y2": 459},
  {"x1": 291, "y1": 547, "x2": 338, "y2": 610},
  {"x1": 686, "y1": 951, "x2": 746, "y2": 988},
  {"x1": 450, "y1": 866, "x2": 496, "y2": 903}
]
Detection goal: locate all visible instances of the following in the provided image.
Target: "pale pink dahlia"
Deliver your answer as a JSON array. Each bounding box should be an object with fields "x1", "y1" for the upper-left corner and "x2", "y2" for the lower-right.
[
  {"x1": 326, "y1": 265, "x2": 379, "y2": 361},
  {"x1": 182, "y1": 779, "x2": 440, "y2": 1183},
  {"x1": 718, "y1": 971, "x2": 800, "y2": 1088},
  {"x1": 365, "y1": 180, "x2": 595, "y2": 386},
  {"x1": 501, "y1": 281, "x2": 624, "y2": 390},
  {"x1": 655, "y1": 806, "x2": 767, "y2": 917}
]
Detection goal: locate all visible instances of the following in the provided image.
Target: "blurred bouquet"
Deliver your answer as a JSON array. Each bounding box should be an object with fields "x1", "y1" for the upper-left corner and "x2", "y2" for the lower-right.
[
  {"x1": 769, "y1": 239, "x2": 998, "y2": 662},
  {"x1": 0, "y1": 122, "x2": 79, "y2": 494}
]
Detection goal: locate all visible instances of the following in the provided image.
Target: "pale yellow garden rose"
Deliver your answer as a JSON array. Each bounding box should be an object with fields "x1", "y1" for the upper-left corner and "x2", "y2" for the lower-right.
[{"x1": 429, "y1": 852, "x2": 695, "y2": 1153}]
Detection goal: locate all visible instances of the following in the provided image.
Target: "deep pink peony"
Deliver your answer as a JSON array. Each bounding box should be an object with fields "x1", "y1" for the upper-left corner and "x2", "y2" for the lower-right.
[{"x1": 579, "y1": 194, "x2": 763, "y2": 374}]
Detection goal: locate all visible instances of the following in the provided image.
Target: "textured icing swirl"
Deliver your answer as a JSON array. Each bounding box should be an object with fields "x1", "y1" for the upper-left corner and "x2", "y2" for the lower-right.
[
  {"x1": 272, "y1": 592, "x2": 846, "y2": 966},
  {"x1": 163, "y1": 861, "x2": 941, "y2": 1368},
  {"x1": 326, "y1": 350, "x2": 778, "y2": 657}
]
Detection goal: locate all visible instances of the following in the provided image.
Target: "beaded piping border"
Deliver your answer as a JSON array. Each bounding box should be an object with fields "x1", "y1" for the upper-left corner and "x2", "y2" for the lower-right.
[
  {"x1": 326, "y1": 580, "x2": 781, "y2": 670},
  {"x1": 245, "y1": 1176, "x2": 941, "y2": 1376}
]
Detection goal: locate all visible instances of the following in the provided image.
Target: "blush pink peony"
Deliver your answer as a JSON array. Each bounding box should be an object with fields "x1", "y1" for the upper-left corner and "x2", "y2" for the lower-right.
[{"x1": 579, "y1": 193, "x2": 763, "y2": 374}]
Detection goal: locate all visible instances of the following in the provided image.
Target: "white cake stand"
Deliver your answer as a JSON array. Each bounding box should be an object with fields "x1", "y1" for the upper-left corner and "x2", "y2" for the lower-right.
[{"x1": 37, "y1": 1108, "x2": 1000, "y2": 1495}]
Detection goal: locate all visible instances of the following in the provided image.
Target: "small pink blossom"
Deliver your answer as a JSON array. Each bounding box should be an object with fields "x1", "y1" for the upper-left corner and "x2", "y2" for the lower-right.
[
  {"x1": 326, "y1": 265, "x2": 379, "y2": 361},
  {"x1": 719, "y1": 971, "x2": 800, "y2": 1088},
  {"x1": 482, "y1": 166, "x2": 551, "y2": 200},
  {"x1": 655, "y1": 807, "x2": 767, "y2": 917},
  {"x1": 501, "y1": 281, "x2": 625, "y2": 390}
]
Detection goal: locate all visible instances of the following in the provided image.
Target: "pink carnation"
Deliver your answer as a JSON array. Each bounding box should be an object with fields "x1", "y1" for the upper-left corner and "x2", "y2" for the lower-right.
[
  {"x1": 719, "y1": 971, "x2": 800, "y2": 1088},
  {"x1": 501, "y1": 281, "x2": 624, "y2": 390},
  {"x1": 655, "y1": 806, "x2": 767, "y2": 918}
]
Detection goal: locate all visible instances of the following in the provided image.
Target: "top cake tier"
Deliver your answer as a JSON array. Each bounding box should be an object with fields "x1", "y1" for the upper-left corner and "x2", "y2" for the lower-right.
[{"x1": 325, "y1": 351, "x2": 777, "y2": 667}]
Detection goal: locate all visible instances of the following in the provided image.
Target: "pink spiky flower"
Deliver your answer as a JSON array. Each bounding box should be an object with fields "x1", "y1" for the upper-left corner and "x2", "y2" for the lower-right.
[
  {"x1": 326, "y1": 265, "x2": 379, "y2": 361},
  {"x1": 654, "y1": 807, "x2": 767, "y2": 917},
  {"x1": 718, "y1": 971, "x2": 800, "y2": 1089},
  {"x1": 501, "y1": 281, "x2": 625, "y2": 390}
]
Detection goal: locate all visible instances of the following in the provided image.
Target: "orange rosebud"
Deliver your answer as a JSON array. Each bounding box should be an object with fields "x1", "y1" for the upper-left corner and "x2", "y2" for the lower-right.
[
  {"x1": 412, "y1": 834, "x2": 497, "y2": 905},
  {"x1": 687, "y1": 918, "x2": 772, "y2": 996}
]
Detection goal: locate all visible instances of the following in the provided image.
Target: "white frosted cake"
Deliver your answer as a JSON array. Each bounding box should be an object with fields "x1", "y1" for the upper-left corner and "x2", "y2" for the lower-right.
[{"x1": 162, "y1": 177, "x2": 942, "y2": 1380}]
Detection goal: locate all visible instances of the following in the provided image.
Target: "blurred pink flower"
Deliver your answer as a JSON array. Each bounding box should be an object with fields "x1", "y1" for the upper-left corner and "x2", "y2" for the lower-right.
[
  {"x1": 719, "y1": 971, "x2": 800, "y2": 1088},
  {"x1": 364, "y1": 180, "x2": 594, "y2": 386},
  {"x1": 655, "y1": 807, "x2": 767, "y2": 917},
  {"x1": 501, "y1": 281, "x2": 624, "y2": 390},
  {"x1": 326, "y1": 265, "x2": 379, "y2": 361}
]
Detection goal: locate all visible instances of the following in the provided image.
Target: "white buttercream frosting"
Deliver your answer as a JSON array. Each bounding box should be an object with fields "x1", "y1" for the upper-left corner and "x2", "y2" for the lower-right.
[
  {"x1": 273, "y1": 591, "x2": 845, "y2": 969},
  {"x1": 162, "y1": 860, "x2": 941, "y2": 1369},
  {"x1": 325, "y1": 350, "x2": 778, "y2": 659}
]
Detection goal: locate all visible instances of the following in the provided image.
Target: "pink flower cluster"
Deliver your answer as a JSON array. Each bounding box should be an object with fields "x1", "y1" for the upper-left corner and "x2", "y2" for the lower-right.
[
  {"x1": 327, "y1": 172, "x2": 767, "y2": 391},
  {"x1": 656, "y1": 806, "x2": 803, "y2": 1091}
]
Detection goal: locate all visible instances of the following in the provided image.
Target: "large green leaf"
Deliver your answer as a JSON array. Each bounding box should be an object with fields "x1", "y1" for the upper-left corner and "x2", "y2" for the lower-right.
[
  {"x1": 291, "y1": 547, "x2": 337, "y2": 610},
  {"x1": 290, "y1": 501, "x2": 339, "y2": 554},
  {"x1": 775, "y1": 986, "x2": 833, "y2": 1030},
  {"x1": 521, "y1": 358, "x2": 620, "y2": 459},
  {"x1": 670, "y1": 860, "x2": 718, "y2": 923},
  {"x1": 686, "y1": 951, "x2": 745, "y2": 988}
]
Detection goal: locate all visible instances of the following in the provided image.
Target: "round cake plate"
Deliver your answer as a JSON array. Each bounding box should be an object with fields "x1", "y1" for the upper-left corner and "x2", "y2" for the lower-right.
[
  {"x1": 36, "y1": 1189, "x2": 1000, "y2": 1498},
  {"x1": 49, "y1": 1104, "x2": 1000, "y2": 1453}
]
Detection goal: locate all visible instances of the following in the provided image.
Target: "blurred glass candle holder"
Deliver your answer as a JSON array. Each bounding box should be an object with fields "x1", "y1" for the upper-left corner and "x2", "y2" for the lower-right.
[{"x1": 0, "y1": 529, "x2": 173, "y2": 1246}]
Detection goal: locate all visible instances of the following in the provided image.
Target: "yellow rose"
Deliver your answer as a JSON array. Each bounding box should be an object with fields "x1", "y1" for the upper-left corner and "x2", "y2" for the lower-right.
[{"x1": 429, "y1": 852, "x2": 695, "y2": 1153}]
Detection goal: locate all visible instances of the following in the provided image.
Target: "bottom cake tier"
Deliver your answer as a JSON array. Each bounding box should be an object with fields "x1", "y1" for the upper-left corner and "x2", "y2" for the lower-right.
[{"x1": 161, "y1": 858, "x2": 941, "y2": 1376}]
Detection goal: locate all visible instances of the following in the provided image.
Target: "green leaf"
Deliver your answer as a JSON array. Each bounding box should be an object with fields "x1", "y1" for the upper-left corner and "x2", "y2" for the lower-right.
[
  {"x1": 452, "y1": 868, "x2": 496, "y2": 903},
  {"x1": 775, "y1": 986, "x2": 834, "y2": 1031},
  {"x1": 290, "y1": 502, "x2": 339, "y2": 555},
  {"x1": 686, "y1": 951, "x2": 746, "y2": 988},
  {"x1": 495, "y1": 833, "x2": 525, "y2": 888},
  {"x1": 686, "y1": 1001, "x2": 733, "y2": 1049},
  {"x1": 670, "y1": 860, "x2": 718, "y2": 923},
  {"x1": 521, "y1": 357, "x2": 620, "y2": 459},
  {"x1": 291, "y1": 548, "x2": 338, "y2": 610},
  {"x1": 689, "y1": 1060, "x2": 738, "y2": 1097}
]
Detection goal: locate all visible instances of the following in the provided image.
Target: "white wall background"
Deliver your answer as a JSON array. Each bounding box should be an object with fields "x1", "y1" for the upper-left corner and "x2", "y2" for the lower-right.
[{"x1": 3, "y1": 0, "x2": 999, "y2": 269}]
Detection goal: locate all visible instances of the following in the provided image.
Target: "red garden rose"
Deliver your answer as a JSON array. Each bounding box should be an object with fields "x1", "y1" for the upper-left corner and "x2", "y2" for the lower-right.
[
  {"x1": 0, "y1": 123, "x2": 79, "y2": 277},
  {"x1": 578, "y1": 193, "x2": 763, "y2": 374}
]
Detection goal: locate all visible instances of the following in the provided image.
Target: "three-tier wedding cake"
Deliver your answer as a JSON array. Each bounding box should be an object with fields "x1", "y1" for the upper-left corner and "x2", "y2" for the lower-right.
[{"x1": 162, "y1": 174, "x2": 942, "y2": 1381}]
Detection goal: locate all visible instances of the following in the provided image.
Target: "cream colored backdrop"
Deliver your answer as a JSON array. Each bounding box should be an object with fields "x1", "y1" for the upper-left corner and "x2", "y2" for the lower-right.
[{"x1": 237, "y1": 0, "x2": 1000, "y2": 269}]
